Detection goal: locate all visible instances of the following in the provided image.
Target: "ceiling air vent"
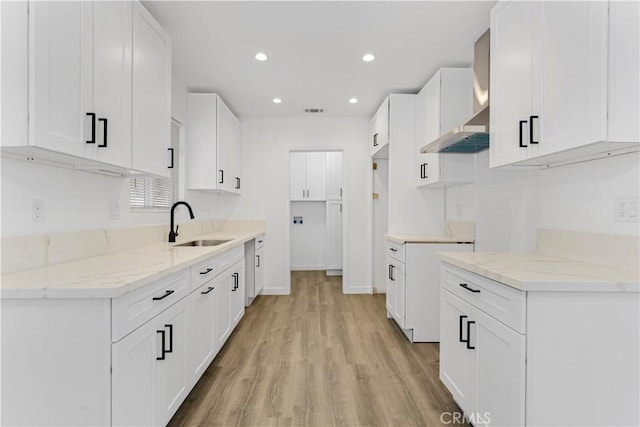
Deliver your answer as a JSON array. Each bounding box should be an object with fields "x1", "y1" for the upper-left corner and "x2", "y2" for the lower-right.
[{"x1": 305, "y1": 108, "x2": 324, "y2": 113}]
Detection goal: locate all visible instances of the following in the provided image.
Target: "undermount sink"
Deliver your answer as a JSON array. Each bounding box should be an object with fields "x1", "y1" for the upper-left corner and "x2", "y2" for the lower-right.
[{"x1": 174, "y1": 239, "x2": 232, "y2": 247}]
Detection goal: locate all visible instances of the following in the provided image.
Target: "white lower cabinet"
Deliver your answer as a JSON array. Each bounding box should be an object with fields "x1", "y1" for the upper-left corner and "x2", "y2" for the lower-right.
[
  {"x1": 386, "y1": 240, "x2": 473, "y2": 342},
  {"x1": 326, "y1": 201, "x2": 343, "y2": 271},
  {"x1": 440, "y1": 262, "x2": 639, "y2": 426},
  {"x1": 112, "y1": 296, "x2": 190, "y2": 427},
  {"x1": 441, "y1": 289, "x2": 525, "y2": 427},
  {"x1": 229, "y1": 259, "x2": 245, "y2": 329},
  {"x1": 189, "y1": 278, "x2": 219, "y2": 382}
]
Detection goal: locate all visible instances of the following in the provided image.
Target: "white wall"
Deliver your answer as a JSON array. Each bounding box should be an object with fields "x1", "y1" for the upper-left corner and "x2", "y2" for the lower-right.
[
  {"x1": 446, "y1": 150, "x2": 640, "y2": 252},
  {"x1": 290, "y1": 201, "x2": 326, "y2": 270},
  {"x1": 210, "y1": 116, "x2": 371, "y2": 295}
]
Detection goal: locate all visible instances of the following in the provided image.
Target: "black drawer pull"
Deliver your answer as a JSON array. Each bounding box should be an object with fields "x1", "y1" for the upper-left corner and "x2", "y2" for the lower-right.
[
  {"x1": 519, "y1": 120, "x2": 528, "y2": 148},
  {"x1": 529, "y1": 115, "x2": 539, "y2": 144},
  {"x1": 200, "y1": 268, "x2": 213, "y2": 275},
  {"x1": 466, "y1": 320, "x2": 476, "y2": 350},
  {"x1": 459, "y1": 315, "x2": 468, "y2": 343},
  {"x1": 86, "y1": 113, "x2": 96, "y2": 144},
  {"x1": 152, "y1": 289, "x2": 175, "y2": 301},
  {"x1": 201, "y1": 286, "x2": 215, "y2": 295},
  {"x1": 168, "y1": 148, "x2": 174, "y2": 168},
  {"x1": 256, "y1": 255, "x2": 260, "y2": 268},
  {"x1": 459, "y1": 283, "x2": 480, "y2": 293},
  {"x1": 219, "y1": 170, "x2": 224, "y2": 184},
  {"x1": 390, "y1": 248, "x2": 398, "y2": 252},
  {"x1": 156, "y1": 330, "x2": 166, "y2": 360},
  {"x1": 98, "y1": 118, "x2": 107, "y2": 147},
  {"x1": 165, "y1": 324, "x2": 173, "y2": 353}
]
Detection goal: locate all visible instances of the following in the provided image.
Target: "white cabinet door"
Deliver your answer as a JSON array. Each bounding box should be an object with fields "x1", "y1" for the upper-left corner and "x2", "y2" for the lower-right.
[
  {"x1": 326, "y1": 201, "x2": 342, "y2": 270},
  {"x1": 289, "y1": 152, "x2": 307, "y2": 201},
  {"x1": 385, "y1": 256, "x2": 395, "y2": 317},
  {"x1": 131, "y1": 1, "x2": 171, "y2": 177},
  {"x1": 154, "y1": 300, "x2": 189, "y2": 426},
  {"x1": 473, "y1": 306, "x2": 526, "y2": 427},
  {"x1": 392, "y1": 261, "x2": 406, "y2": 329},
  {"x1": 230, "y1": 260, "x2": 245, "y2": 329},
  {"x1": 112, "y1": 310, "x2": 157, "y2": 427},
  {"x1": 608, "y1": 1, "x2": 640, "y2": 143},
  {"x1": 30, "y1": 1, "x2": 92, "y2": 158},
  {"x1": 305, "y1": 152, "x2": 326, "y2": 201},
  {"x1": 440, "y1": 289, "x2": 475, "y2": 415},
  {"x1": 537, "y1": 1, "x2": 607, "y2": 156},
  {"x1": 189, "y1": 280, "x2": 218, "y2": 383},
  {"x1": 92, "y1": 1, "x2": 132, "y2": 168},
  {"x1": 326, "y1": 151, "x2": 343, "y2": 200},
  {"x1": 255, "y1": 247, "x2": 264, "y2": 295},
  {"x1": 216, "y1": 98, "x2": 234, "y2": 192},
  {"x1": 371, "y1": 98, "x2": 389, "y2": 156},
  {"x1": 489, "y1": 1, "x2": 540, "y2": 168},
  {"x1": 216, "y1": 273, "x2": 232, "y2": 348},
  {"x1": 232, "y1": 116, "x2": 243, "y2": 193}
]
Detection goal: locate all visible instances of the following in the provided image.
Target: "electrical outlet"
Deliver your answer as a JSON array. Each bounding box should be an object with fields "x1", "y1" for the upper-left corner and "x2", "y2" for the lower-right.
[
  {"x1": 32, "y1": 200, "x2": 44, "y2": 223},
  {"x1": 293, "y1": 216, "x2": 303, "y2": 225},
  {"x1": 615, "y1": 198, "x2": 640, "y2": 222},
  {"x1": 110, "y1": 202, "x2": 120, "y2": 220}
]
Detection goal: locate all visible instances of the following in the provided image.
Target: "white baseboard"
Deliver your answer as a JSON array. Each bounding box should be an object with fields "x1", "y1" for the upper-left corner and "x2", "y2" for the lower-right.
[
  {"x1": 325, "y1": 269, "x2": 342, "y2": 276},
  {"x1": 290, "y1": 265, "x2": 326, "y2": 271},
  {"x1": 343, "y1": 285, "x2": 373, "y2": 294}
]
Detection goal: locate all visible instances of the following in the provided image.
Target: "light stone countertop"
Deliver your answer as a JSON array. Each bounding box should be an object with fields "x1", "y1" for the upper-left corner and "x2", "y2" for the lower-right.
[
  {"x1": 439, "y1": 252, "x2": 640, "y2": 292},
  {"x1": 0, "y1": 229, "x2": 265, "y2": 299},
  {"x1": 385, "y1": 234, "x2": 475, "y2": 244}
]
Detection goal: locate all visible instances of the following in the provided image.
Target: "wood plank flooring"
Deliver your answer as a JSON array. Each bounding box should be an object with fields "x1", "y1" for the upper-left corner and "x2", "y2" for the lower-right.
[{"x1": 169, "y1": 271, "x2": 465, "y2": 427}]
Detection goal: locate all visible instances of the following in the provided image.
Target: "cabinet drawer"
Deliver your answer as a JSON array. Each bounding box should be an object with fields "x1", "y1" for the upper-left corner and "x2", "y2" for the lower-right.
[
  {"x1": 441, "y1": 263, "x2": 526, "y2": 333},
  {"x1": 112, "y1": 270, "x2": 189, "y2": 342},
  {"x1": 190, "y1": 245, "x2": 245, "y2": 291},
  {"x1": 216, "y1": 245, "x2": 244, "y2": 275},
  {"x1": 386, "y1": 241, "x2": 405, "y2": 263},
  {"x1": 255, "y1": 235, "x2": 265, "y2": 250}
]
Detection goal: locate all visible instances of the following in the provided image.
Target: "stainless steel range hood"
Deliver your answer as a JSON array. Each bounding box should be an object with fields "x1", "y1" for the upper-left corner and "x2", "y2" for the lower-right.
[{"x1": 421, "y1": 29, "x2": 490, "y2": 154}]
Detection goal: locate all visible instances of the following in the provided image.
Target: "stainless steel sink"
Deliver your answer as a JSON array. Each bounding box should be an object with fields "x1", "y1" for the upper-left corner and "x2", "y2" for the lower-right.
[{"x1": 174, "y1": 239, "x2": 232, "y2": 247}]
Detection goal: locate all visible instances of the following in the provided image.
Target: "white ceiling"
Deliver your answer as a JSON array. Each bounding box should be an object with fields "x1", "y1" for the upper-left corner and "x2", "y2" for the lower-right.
[{"x1": 144, "y1": 1, "x2": 495, "y2": 118}]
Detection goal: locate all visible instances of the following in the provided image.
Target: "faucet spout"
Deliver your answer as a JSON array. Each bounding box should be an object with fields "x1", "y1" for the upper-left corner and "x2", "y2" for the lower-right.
[{"x1": 169, "y1": 201, "x2": 195, "y2": 243}]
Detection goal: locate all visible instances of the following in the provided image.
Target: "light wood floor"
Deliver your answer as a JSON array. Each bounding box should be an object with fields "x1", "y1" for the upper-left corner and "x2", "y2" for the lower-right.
[{"x1": 169, "y1": 271, "x2": 465, "y2": 427}]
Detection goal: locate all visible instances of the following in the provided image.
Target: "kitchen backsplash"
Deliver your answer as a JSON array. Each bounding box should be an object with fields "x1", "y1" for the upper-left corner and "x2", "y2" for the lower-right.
[{"x1": 1, "y1": 220, "x2": 265, "y2": 274}]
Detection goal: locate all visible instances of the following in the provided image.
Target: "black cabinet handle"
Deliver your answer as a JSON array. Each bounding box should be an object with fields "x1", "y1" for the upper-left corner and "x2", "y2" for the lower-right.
[
  {"x1": 389, "y1": 265, "x2": 396, "y2": 281},
  {"x1": 388, "y1": 265, "x2": 392, "y2": 280},
  {"x1": 201, "y1": 286, "x2": 215, "y2": 295},
  {"x1": 424, "y1": 163, "x2": 428, "y2": 179},
  {"x1": 98, "y1": 118, "x2": 107, "y2": 147},
  {"x1": 256, "y1": 255, "x2": 260, "y2": 268},
  {"x1": 86, "y1": 113, "x2": 96, "y2": 144},
  {"x1": 466, "y1": 320, "x2": 476, "y2": 350},
  {"x1": 235, "y1": 177, "x2": 240, "y2": 189},
  {"x1": 339, "y1": 188, "x2": 342, "y2": 197},
  {"x1": 420, "y1": 163, "x2": 425, "y2": 179},
  {"x1": 219, "y1": 170, "x2": 224, "y2": 184},
  {"x1": 459, "y1": 315, "x2": 468, "y2": 343},
  {"x1": 529, "y1": 115, "x2": 539, "y2": 144},
  {"x1": 373, "y1": 133, "x2": 379, "y2": 147},
  {"x1": 156, "y1": 330, "x2": 166, "y2": 360},
  {"x1": 459, "y1": 283, "x2": 481, "y2": 293},
  {"x1": 390, "y1": 248, "x2": 398, "y2": 252},
  {"x1": 231, "y1": 273, "x2": 238, "y2": 291},
  {"x1": 199, "y1": 267, "x2": 213, "y2": 275},
  {"x1": 165, "y1": 324, "x2": 173, "y2": 353},
  {"x1": 234, "y1": 272, "x2": 239, "y2": 290},
  {"x1": 168, "y1": 148, "x2": 174, "y2": 168},
  {"x1": 152, "y1": 289, "x2": 175, "y2": 301},
  {"x1": 519, "y1": 120, "x2": 528, "y2": 148}
]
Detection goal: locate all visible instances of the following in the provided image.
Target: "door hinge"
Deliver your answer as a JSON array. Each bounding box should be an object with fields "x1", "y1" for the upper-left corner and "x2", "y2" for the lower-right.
[
  {"x1": 372, "y1": 162, "x2": 377, "y2": 170},
  {"x1": 373, "y1": 193, "x2": 379, "y2": 200}
]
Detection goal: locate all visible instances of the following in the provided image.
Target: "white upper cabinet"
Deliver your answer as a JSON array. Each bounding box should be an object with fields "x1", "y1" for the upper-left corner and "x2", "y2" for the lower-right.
[
  {"x1": 3, "y1": 0, "x2": 171, "y2": 176},
  {"x1": 289, "y1": 151, "x2": 326, "y2": 201},
  {"x1": 30, "y1": 1, "x2": 132, "y2": 168},
  {"x1": 131, "y1": 1, "x2": 172, "y2": 178},
  {"x1": 186, "y1": 93, "x2": 242, "y2": 194},
  {"x1": 325, "y1": 151, "x2": 343, "y2": 200},
  {"x1": 416, "y1": 68, "x2": 475, "y2": 188},
  {"x1": 490, "y1": 0, "x2": 639, "y2": 168},
  {"x1": 370, "y1": 98, "x2": 390, "y2": 158}
]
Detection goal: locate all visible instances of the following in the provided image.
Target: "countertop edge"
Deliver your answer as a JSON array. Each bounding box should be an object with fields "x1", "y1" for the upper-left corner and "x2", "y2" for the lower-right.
[{"x1": 0, "y1": 230, "x2": 266, "y2": 299}]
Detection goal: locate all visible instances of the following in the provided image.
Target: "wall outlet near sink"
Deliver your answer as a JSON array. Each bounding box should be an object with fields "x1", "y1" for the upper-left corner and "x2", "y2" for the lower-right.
[{"x1": 615, "y1": 197, "x2": 639, "y2": 222}]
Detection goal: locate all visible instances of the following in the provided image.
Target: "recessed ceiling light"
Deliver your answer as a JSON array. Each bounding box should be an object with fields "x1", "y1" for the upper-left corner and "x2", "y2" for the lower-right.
[
  {"x1": 349, "y1": 98, "x2": 358, "y2": 104},
  {"x1": 362, "y1": 53, "x2": 375, "y2": 62},
  {"x1": 255, "y1": 52, "x2": 268, "y2": 61},
  {"x1": 272, "y1": 98, "x2": 282, "y2": 104}
]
